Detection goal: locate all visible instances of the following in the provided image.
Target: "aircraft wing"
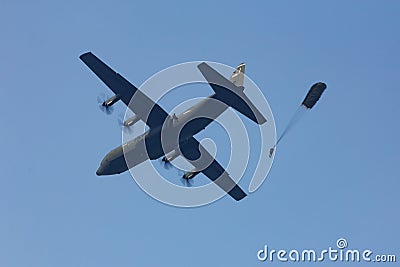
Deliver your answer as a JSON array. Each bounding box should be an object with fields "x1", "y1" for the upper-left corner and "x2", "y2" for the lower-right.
[
  {"x1": 180, "y1": 137, "x2": 247, "y2": 201},
  {"x1": 80, "y1": 52, "x2": 170, "y2": 128}
]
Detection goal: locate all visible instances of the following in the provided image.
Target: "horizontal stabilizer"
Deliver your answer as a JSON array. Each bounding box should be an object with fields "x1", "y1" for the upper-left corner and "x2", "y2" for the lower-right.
[{"x1": 198, "y1": 63, "x2": 266, "y2": 125}]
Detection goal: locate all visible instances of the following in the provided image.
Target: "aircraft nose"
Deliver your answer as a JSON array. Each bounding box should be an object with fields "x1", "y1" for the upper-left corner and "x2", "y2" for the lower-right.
[
  {"x1": 96, "y1": 159, "x2": 116, "y2": 175},
  {"x1": 95, "y1": 154, "x2": 127, "y2": 176},
  {"x1": 96, "y1": 164, "x2": 106, "y2": 176}
]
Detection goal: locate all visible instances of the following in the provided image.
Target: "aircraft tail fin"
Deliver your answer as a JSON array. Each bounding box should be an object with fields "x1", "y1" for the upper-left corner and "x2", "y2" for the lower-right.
[
  {"x1": 198, "y1": 62, "x2": 267, "y2": 125},
  {"x1": 229, "y1": 63, "x2": 245, "y2": 87}
]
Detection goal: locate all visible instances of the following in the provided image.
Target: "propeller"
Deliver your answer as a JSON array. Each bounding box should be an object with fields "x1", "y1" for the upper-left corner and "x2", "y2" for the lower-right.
[
  {"x1": 159, "y1": 157, "x2": 173, "y2": 170},
  {"x1": 159, "y1": 157, "x2": 194, "y2": 187},
  {"x1": 180, "y1": 176, "x2": 194, "y2": 187},
  {"x1": 117, "y1": 114, "x2": 133, "y2": 134},
  {"x1": 180, "y1": 170, "x2": 195, "y2": 187},
  {"x1": 97, "y1": 93, "x2": 114, "y2": 115}
]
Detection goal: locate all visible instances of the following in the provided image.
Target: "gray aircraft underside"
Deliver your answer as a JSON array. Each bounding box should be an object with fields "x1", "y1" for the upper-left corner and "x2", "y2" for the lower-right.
[{"x1": 80, "y1": 52, "x2": 266, "y2": 201}]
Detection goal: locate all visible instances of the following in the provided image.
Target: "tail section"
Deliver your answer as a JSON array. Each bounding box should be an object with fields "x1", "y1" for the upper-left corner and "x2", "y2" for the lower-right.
[
  {"x1": 198, "y1": 62, "x2": 267, "y2": 125},
  {"x1": 229, "y1": 63, "x2": 245, "y2": 87}
]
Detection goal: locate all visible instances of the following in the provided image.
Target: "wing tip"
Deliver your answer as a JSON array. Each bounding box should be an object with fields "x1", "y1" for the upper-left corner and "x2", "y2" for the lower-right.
[
  {"x1": 197, "y1": 62, "x2": 208, "y2": 70},
  {"x1": 229, "y1": 185, "x2": 247, "y2": 201},
  {"x1": 258, "y1": 116, "x2": 267, "y2": 125},
  {"x1": 79, "y1": 51, "x2": 93, "y2": 61}
]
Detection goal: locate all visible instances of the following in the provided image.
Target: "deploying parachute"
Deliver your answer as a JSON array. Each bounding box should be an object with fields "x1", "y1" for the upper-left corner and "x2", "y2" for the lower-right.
[
  {"x1": 269, "y1": 82, "x2": 327, "y2": 157},
  {"x1": 302, "y1": 82, "x2": 327, "y2": 109}
]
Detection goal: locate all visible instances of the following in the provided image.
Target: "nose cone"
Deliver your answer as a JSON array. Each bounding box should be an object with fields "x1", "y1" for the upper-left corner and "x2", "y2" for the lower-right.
[
  {"x1": 95, "y1": 157, "x2": 128, "y2": 175},
  {"x1": 95, "y1": 168, "x2": 101, "y2": 176},
  {"x1": 96, "y1": 148, "x2": 129, "y2": 176},
  {"x1": 96, "y1": 164, "x2": 106, "y2": 176},
  {"x1": 96, "y1": 159, "x2": 112, "y2": 176}
]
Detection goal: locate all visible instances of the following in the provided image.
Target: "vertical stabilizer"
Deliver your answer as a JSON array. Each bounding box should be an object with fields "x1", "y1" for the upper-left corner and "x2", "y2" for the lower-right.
[{"x1": 229, "y1": 63, "x2": 245, "y2": 87}]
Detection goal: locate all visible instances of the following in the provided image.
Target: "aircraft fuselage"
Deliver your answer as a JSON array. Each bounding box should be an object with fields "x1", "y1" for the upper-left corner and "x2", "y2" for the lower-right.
[{"x1": 96, "y1": 93, "x2": 229, "y2": 175}]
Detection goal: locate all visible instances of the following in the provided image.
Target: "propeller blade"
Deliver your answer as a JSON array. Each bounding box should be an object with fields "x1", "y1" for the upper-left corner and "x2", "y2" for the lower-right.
[
  {"x1": 180, "y1": 171, "x2": 194, "y2": 187},
  {"x1": 181, "y1": 177, "x2": 193, "y2": 187},
  {"x1": 97, "y1": 95, "x2": 103, "y2": 104},
  {"x1": 97, "y1": 93, "x2": 114, "y2": 115},
  {"x1": 118, "y1": 115, "x2": 133, "y2": 134},
  {"x1": 159, "y1": 158, "x2": 173, "y2": 170},
  {"x1": 105, "y1": 106, "x2": 114, "y2": 115}
]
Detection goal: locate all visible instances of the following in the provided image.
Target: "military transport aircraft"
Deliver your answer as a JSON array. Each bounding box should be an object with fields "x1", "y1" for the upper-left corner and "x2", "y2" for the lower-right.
[{"x1": 80, "y1": 52, "x2": 267, "y2": 201}]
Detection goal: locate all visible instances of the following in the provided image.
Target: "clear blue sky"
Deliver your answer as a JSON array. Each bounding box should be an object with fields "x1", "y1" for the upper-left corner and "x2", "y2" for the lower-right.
[{"x1": 1, "y1": 1, "x2": 399, "y2": 266}]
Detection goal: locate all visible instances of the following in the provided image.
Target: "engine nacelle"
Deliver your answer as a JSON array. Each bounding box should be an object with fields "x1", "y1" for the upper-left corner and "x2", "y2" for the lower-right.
[
  {"x1": 123, "y1": 115, "x2": 140, "y2": 127},
  {"x1": 102, "y1": 94, "x2": 120, "y2": 107},
  {"x1": 182, "y1": 169, "x2": 200, "y2": 180},
  {"x1": 162, "y1": 149, "x2": 179, "y2": 163}
]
